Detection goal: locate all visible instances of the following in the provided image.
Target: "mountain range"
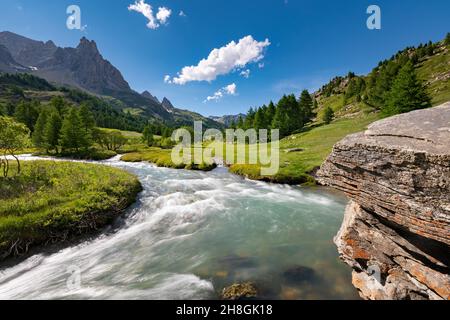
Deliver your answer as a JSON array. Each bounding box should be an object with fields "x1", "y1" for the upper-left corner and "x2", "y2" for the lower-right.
[
  {"x1": 0, "y1": 31, "x2": 222, "y2": 128},
  {"x1": 209, "y1": 113, "x2": 246, "y2": 126}
]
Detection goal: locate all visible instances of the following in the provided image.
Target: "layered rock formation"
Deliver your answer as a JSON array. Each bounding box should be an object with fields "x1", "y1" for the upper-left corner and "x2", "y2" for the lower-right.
[{"x1": 318, "y1": 102, "x2": 450, "y2": 300}]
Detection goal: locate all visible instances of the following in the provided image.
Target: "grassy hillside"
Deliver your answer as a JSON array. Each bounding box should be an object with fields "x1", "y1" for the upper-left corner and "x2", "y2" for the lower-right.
[
  {"x1": 225, "y1": 38, "x2": 450, "y2": 184},
  {"x1": 417, "y1": 45, "x2": 450, "y2": 105},
  {"x1": 0, "y1": 161, "x2": 142, "y2": 259},
  {"x1": 314, "y1": 41, "x2": 450, "y2": 120},
  {"x1": 222, "y1": 112, "x2": 380, "y2": 184}
]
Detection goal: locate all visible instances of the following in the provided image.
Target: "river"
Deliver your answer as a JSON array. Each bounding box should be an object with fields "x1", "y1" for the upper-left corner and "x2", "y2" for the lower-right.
[{"x1": 0, "y1": 155, "x2": 358, "y2": 299}]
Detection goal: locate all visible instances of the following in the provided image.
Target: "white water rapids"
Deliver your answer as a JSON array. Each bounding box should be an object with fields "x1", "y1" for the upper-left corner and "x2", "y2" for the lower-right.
[{"x1": 0, "y1": 155, "x2": 358, "y2": 299}]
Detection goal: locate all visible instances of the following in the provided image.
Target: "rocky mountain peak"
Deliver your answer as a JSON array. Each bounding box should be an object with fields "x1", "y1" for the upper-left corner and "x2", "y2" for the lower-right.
[
  {"x1": 77, "y1": 37, "x2": 99, "y2": 55},
  {"x1": 161, "y1": 97, "x2": 175, "y2": 112},
  {"x1": 141, "y1": 90, "x2": 160, "y2": 104}
]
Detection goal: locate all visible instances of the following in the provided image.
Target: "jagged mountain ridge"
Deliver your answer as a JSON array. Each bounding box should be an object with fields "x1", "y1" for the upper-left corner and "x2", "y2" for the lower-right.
[{"x1": 0, "y1": 31, "x2": 222, "y2": 128}]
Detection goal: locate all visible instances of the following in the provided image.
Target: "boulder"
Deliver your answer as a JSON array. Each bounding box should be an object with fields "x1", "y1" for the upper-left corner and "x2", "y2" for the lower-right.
[{"x1": 317, "y1": 102, "x2": 450, "y2": 300}]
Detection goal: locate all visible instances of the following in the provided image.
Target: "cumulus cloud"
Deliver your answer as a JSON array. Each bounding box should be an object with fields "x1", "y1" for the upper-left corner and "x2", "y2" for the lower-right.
[
  {"x1": 179, "y1": 10, "x2": 186, "y2": 17},
  {"x1": 156, "y1": 7, "x2": 172, "y2": 24},
  {"x1": 240, "y1": 69, "x2": 250, "y2": 79},
  {"x1": 164, "y1": 75, "x2": 172, "y2": 84},
  {"x1": 224, "y1": 83, "x2": 237, "y2": 95},
  {"x1": 204, "y1": 83, "x2": 237, "y2": 102},
  {"x1": 128, "y1": 1, "x2": 171, "y2": 29},
  {"x1": 168, "y1": 35, "x2": 270, "y2": 85}
]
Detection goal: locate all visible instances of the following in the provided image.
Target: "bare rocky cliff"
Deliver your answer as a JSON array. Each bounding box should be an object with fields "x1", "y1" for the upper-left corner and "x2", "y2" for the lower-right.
[{"x1": 317, "y1": 102, "x2": 450, "y2": 300}]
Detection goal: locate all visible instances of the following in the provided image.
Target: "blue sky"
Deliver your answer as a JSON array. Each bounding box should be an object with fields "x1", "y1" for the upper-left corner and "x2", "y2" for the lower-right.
[{"x1": 0, "y1": 0, "x2": 449, "y2": 116}]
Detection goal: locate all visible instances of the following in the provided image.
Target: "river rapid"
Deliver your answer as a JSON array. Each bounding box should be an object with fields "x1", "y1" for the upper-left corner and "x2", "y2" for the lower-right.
[{"x1": 0, "y1": 155, "x2": 358, "y2": 299}]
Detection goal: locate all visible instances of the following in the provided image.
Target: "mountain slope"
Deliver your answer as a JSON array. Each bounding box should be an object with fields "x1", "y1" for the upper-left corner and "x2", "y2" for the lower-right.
[
  {"x1": 314, "y1": 40, "x2": 450, "y2": 121},
  {"x1": 0, "y1": 31, "x2": 223, "y2": 128},
  {"x1": 0, "y1": 44, "x2": 28, "y2": 73}
]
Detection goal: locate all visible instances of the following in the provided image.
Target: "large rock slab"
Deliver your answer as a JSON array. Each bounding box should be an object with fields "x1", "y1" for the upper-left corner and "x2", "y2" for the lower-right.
[{"x1": 317, "y1": 103, "x2": 450, "y2": 300}]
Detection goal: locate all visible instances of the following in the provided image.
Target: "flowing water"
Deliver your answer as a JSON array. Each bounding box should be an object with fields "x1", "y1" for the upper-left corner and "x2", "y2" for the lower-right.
[{"x1": 0, "y1": 156, "x2": 358, "y2": 299}]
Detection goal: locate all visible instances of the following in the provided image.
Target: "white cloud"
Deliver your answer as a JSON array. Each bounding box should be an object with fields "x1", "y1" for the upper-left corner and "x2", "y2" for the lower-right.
[
  {"x1": 240, "y1": 69, "x2": 250, "y2": 78},
  {"x1": 225, "y1": 83, "x2": 237, "y2": 95},
  {"x1": 179, "y1": 10, "x2": 186, "y2": 17},
  {"x1": 204, "y1": 83, "x2": 237, "y2": 102},
  {"x1": 164, "y1": 75, "x2": 172, "y2": 84},
  {"x1": 128, "y1": 1, "x2": 171, "y2": 29},
  {"x1": 156, "y1": 7, "x2": 172, "y2": 24},
  {"x1": 205, "y1": 90, "x2": 223, "y2": 102},
  {"x1": 169, "y1": 35, "x2": 270, "y2": 85},
  {"x1": 258, "y1": 62, "x2": 265, "y2": 69}
]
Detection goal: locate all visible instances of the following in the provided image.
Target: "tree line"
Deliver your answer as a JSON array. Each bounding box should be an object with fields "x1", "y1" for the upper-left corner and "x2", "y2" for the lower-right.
[
  {"x1": 240, "y1": 35, "x2": 445, "y2": 139},
  {"x1": 229, "y1": 89, "x2": 318, "y2": 138}
]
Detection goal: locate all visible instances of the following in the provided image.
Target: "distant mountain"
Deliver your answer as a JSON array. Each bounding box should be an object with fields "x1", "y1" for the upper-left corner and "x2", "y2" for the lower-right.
[
  {"x1": 0, "y1": 32, "x2": 131, "y2": 94},
  {"x1": 0, "y1": 31, "x2": 223, "y2": 128},
  {"x1": 0, "y1": 44, "x2": 28, "y2": 73},
  {"x1": 161, "y1": 97, "x2": 175, "y2": 113},
  {"x1": 210, "y1": 113, "x2": 246, "y2": 126},
  {"x1": 141, "y1": 90, "x2": 160, "y2": 104}
]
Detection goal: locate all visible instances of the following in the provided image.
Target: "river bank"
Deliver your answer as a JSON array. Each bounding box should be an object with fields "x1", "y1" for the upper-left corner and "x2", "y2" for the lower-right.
[
  {"x1": 0, "y1": 155, "x2": 358, "y2": 299},
  {"x1": 0, "y1": 159, "x2": 142, "y2": 261}
]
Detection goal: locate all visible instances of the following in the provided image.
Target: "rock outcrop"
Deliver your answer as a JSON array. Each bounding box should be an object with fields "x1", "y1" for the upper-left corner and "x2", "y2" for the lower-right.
[{"x1": 317, "y1": 102, "x2": 450, "y2": 300}]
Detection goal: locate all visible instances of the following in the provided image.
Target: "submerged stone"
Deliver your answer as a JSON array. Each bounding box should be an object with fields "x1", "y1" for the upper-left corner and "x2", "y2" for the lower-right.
[{"x1": 221, "y1": 282, "x2": 258, "y2": 300}]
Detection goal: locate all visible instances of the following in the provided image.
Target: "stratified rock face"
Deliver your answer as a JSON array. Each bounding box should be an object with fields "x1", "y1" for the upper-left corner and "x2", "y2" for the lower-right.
[{"x1": 317, "y1": 102, "x2": 450, "y2": 300}]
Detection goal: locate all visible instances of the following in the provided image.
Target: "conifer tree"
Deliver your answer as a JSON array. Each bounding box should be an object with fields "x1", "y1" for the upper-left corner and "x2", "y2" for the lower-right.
[
  {"x1": 60, "y1": 108, "x2": 86, "y2": 152},
  {"x1": 142, "y1": 125, "x2": 154, "y2": 146},
  {"x1": 299, "y1": 90, "x2": 313, "y2": 123},
  {"x1": 79, "y1": 103, "x2": 96, "y2": 132},
  {"x1": 32, "y1": 109, "x2": 49, "y2": 149},
  {"x1": 322, "y1": 107, "x2": 334, "y2": 124},
  {"x1": 445, "y1": 32, "x2": 450, "y2": 46},
  {"x1": 271, "y1": 104, "x2": 289, "y2": 138},
  {"x1": 50, "y1": 96, "x2": 66, "y2": 117},
  {"x1": 383, "y1": 61, "x2": 431, "y2": 116},
  {"x1": 244, "y1": 107, "x2": 256, "y2": 129},
  {"x1": 265, "y1": 101, "x2": 276, "y2": 127},
  {"x1": 44, "y1": 112, "x2": 62, "y2": 154},
  {"x1": 253, "y1": 107, "x2": 265, "y2": 131},
  {"x1": 14, "y1": 100, "x2": 39, "y2": 131},
  {"x1": 237, "y1": 116, "x2": 244, "y2": 129}
]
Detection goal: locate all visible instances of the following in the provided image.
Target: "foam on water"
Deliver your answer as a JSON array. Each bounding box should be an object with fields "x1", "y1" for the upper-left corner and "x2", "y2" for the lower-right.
[{"x1": 0, "y1": 156, "x2": 358, "y2": 299}]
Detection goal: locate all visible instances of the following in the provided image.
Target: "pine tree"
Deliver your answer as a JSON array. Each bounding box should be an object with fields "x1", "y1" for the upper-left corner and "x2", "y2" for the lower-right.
[
  {"x1": 14, "y1": 100, "x2": 39, "y2": 131},
  {"x1": 322, "y1": 107, "x2": 334, "y2": 124},
  {"x1": 237, "y1": 116, "x2": 244, "y2": 129},
  {"x1": 244, "y1": 107, "x2": 256, "y2": 129},
  {"x1": 271, "y1": 104, "x2": 289, "y2": 138},
  {"x1": 383, "y1": 61, "x2": 431, "y2": 116},
  {"x1": 32, "y1": 109, "x2": 49, "y2": 149},
  {"x1": 265, "y1": 101, "x2": 276, "y2": 127},
  {"x1": 44, "y1": 112, "x2": 62, "y2": 154},
  {"x1": 142, "y1": 125, "x2": 154, "y2": 146},
  {"x1": 50, "y1": 96, "x2": 66, "y2": 117},
  {"x1": 60, "y1": 108, "x2": 86, "y2": 152},
  {"x1": 79, "y1": 103, "x2": 96, "y2": 132},
  {"x1": 299, "y1": 90, "x2": 313, "y2": 123},
  {"x1": 253, "y1": 107, "x2": 265, "y2": 131},
  {"x1": 445, "y1": 32, "x2": 450, "y2": 46}
]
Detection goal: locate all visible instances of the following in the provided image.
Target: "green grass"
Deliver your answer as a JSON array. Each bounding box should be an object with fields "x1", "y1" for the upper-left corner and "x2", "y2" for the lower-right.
[
  {"x1": 0, "y1": 161, "x2": 142, "y2": 259},
  {"x1": 417, "y1": 45, "x2": 450, "y2": 106},
  {"x1": 215, "y1": 112, "x2": 381, "y2": 184},
  {"x1": 121, "y1": 146, "x2": 216, "y2": 171},
  {"x1": 98, "y1": 127, "x2": 143, "y2": 139}
]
